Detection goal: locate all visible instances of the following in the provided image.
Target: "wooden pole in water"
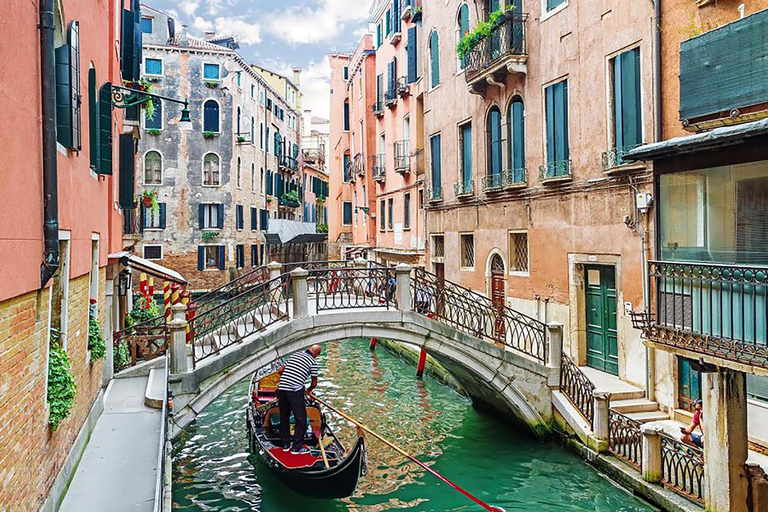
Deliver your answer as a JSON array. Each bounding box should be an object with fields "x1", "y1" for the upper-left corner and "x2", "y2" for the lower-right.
[
  {"x1": 369, "y1": 337, "x2": 377, "y2": 351},
  {"x1": 313, "y1": 395, "x2": 503, "y2": 512},
  {"x1": 416, "y1": 347, "x2": 427, "y2": 378}
]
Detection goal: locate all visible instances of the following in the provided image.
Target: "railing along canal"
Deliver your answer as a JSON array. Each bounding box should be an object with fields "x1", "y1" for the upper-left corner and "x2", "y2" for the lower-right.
[
  {"x1": 308, "y1": 265, "x2": 395, "y2": 311},
  {"x1": 660, "y1": 433, "x2": 705, "y2": 503},
  {"x1": 411, "y1": 268, "x2": 546, "y2": 363},
  {"x1": 608, "y1": 409, "x2": 642, "y2": 469},
  {"x1": 559, "y1": 353, "x2": 595, "y2": 427}
]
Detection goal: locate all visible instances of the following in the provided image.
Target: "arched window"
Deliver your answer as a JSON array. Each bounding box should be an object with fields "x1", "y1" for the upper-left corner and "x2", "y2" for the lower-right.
[
  {"x1": 203, "y1": 100, "x2": 219, "y2": 132},
  {"x1": 507, "y1": 96, "x2": 525, "y2": 184},
  {"x1": 144, "y1": 151, "x2": 162, "y2": 184},
  {"x1": 491, "y1": 253, "x2": 505, "y2": 274},
  {"x1": 236, "y1": 106, "x2": 241, "y2": 134},
  {"x1": 486, "y1": 107, "x2": 502, "y2": 185},
  {"x1": 251, "y1": 163, "x2": 255, "y2": 191},
  {"x1": 203, "y1": 153, "x2": 220, "y2": 186},
  {"x1": 237, "y1": 157, "x2": 242, "y2": 188},
  {"x1": 429, "y1": 31, "x2": 440, "y2": 88},
  {"x1": 145, "y1": 99, "x2": 163, "y2": 130},
  {"x1": 457, "y1": 5, "x2": 470, "y2": 70}
]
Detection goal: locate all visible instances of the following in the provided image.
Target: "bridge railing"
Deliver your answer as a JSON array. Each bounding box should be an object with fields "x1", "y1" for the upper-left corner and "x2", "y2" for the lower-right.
[
  {"x1": 309, "y1": 265, "x2": 395, "y2": 311},
  {"x1": 411, "y1": 268, "x2": 547, "y2": 363},
  {"x1": 559, "y1": 352, "x2": 596, "y2": 427}
]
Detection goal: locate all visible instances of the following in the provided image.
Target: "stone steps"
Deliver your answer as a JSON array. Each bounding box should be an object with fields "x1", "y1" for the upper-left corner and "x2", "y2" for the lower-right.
[
  {"x1": 144, "y1": 368, "x2": 164, "y2": 409},
  {"x1": 610, "y1": 398, "x2": 661, "y2": 414},
  {"x1": 623, "y1": 410, "x2": 670, "y2": 423}
]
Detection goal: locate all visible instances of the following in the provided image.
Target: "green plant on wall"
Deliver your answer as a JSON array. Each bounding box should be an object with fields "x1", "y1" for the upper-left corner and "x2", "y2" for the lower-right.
[
  {"x1": 205, "y1": 81, "x2": 219, "y2": 89},
  {"x1": 88, "y1": 301, "x2": 106, "y2": 361},
  {"x1": 202, "y1": 230, "x2": 220, "y2": 242},
  {"x1": 203, "y1": 131, "x2": 218, "y2": 139},
  {"x1": 455, "y1": 5, "x2": 515, "y2": 60},
  {"x1": 147, "y1": 128, "x2": 162, "y2": 136},
  {"x1": 47, "y1": 328, "x2": 77, "y2": 430},
  {"x1": 316, "y1": 223, "x2": 328, "y2": 233},
  {"x1": 125, "y1": 292, "x2": 159, "y2": 328},
  {"x1": 114, "y1": 339, "x2": 129, "y2": 372}
]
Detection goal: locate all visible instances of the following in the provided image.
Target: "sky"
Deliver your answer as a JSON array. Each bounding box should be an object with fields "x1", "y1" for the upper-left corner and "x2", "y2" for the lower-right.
[{"x1": 145, "y1": 0, "x2": 375, "y2": 118}]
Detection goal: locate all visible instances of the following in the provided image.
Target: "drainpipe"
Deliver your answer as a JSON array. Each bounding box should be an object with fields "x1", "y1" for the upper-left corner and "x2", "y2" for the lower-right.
[
  {"x1": 653, "y1": 0, "x2": 662, "y2": 142},
  {"x1": 40, "y1": 0, "x2": 60, "y2": 287}
]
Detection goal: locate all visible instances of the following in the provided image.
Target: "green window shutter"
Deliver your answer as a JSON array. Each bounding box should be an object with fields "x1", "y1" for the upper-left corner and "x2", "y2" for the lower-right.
[
  {"x1": 407, "y1": 26, "x2": 418, "y2": 83},
  {"x1": 88, "y1": 68, "x2": 98, "y2": 169},
  {"x1": 558, "y1": 81, "x2": 569, "y2": 162},
  {"x1": 615, "y1": 48, "x2": 641, "y2": 152},
  {"x1": 488, "y1": 108, "x2": 502, "y2": 177},
  {"x1": 545, "y1": 84, "x2": 555, "y2": 165},
  {"x1": 54, "y1": 44, "x2": 72, "y2": 148},
  {"x1": 377, "y1": 23, "x2": 382, "y2": 47},
  {"x1": 118, "y1": 133, "x2": 135, "y2": 209},
  {"x1": 120, "y1": 9, "x2": 136, "y2": 80},
  {"x1": 461, "y1": 123, "x2": 472, "y2": 186},
  {"x1": 509, "y1": 98, "x2": 525, "y2": 173},
  {"x1": 430, "y1": 32, "x2": 440, "y2": 88},
  {"x1": 430, "y1": 135, "x2": 441, "y2": 190},
  {"x1": 385, "y1": 10, "x2": 391, "y2": 36},
  {"x1": 97, "y1": 83, "x2": 113, "y2": 175}
]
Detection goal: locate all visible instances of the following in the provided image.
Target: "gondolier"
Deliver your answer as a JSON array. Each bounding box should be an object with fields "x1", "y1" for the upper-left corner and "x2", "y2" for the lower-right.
[{"x1": 277, "y1": 345, "x2": 321, "y2": 454}]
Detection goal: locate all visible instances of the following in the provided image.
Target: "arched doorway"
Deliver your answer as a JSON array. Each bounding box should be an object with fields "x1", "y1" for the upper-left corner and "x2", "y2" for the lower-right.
[{"x1": 490, "y1": 254, "x2": 506, "y2": 340}]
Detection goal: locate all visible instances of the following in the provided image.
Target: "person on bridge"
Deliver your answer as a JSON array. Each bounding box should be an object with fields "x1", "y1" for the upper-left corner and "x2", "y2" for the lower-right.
[
  {"x1": 680, "y1": 398, "x2": 703, "y2": 449},
  {"x1": 277, "y1": 344, "x2": 321, "y2": 454}
]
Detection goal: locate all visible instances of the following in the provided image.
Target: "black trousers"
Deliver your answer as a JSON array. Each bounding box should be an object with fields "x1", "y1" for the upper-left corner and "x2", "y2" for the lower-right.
[{"x1": 277, "y1": 389, "x2": 307, "y2": 447}]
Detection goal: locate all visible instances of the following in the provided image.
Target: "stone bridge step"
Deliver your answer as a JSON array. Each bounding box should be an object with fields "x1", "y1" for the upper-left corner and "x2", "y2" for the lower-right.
[
  {"x1": 623, "y1": 410, "x2": 670, "y2": 423},
  {"x1": 144, "y1": 368, "x2": 164, "y2": 409},
  {"x1": 610, "y1": 398, "x2": 660, "y2": 414}
]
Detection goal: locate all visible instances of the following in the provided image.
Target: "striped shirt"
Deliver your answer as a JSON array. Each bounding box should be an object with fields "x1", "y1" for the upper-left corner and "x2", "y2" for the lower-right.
[{"x1": 277, "y1": 350, "x2": 319, "y2": 392}]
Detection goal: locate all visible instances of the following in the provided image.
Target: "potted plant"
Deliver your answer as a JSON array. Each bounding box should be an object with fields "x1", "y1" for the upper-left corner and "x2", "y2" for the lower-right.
[
  {"x1": 203, "y1": 131, "x2": 217, "y2": 139},
  {"x1": 266, "y1": 196, "x2": 274, "y2": 203},
  {"x1": 237, "y1": 135, "x2": 247, "y2": 143},
  {"x1": 280, "y1": 190, "x2": 301, "y2": 208},
  {"x1": 147, "y1": 128, "x2": 162, "y2": 136},
  {"x1": 455, "y1": 5, "x2": 515, "y2": 60},
  {"x1": 412, "y1": 6, "x2": 423, "y2": 22},
  {"x1": 202, "y1": 230, "x2": 219, "y2": 242},
  {"x1": 140, "y1": 190, "x2": 159, "y2": 213},
  {"x1": 205, "y1": 81, "x2": 219, "y2": 89}
]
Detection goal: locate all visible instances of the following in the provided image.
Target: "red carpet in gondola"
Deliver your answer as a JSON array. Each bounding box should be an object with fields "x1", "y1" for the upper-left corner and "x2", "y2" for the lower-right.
[{"x1": 268, "y1": 448, "x2": 320, "y2": 469}]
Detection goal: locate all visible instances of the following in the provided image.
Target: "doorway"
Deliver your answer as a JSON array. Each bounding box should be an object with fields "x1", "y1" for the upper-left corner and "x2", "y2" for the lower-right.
[
  {"x1": 678, "y1": 357, "x2": 702, "y2": 411},
  {"x1": 490, "y1": 254, "x2": 506, "y2": 339},
  {"x1": 585, "y1": 265, "x2": 618, "y2": 375}
]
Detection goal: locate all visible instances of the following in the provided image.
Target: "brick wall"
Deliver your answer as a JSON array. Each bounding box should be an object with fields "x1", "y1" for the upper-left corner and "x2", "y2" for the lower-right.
[
  {"x1": 162, "y1": 251, "x2": 229, "y2": 292},
  {"x1": 0, "y1": 269, "x2": 105, "y2": 509}
]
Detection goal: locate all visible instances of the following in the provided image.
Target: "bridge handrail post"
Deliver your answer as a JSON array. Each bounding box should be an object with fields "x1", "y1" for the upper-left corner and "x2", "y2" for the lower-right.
[
  {"x1": 546, "y1": 322, "x2": 563, "y2": 387},
  {"x1": 267, "y1": 261, "x2": 282, "y2": 302},
  {"x1": 291, "y1": 267, "x2": 309, "y2": 319},
  {"x1": 169, "y1": 303, "x2": 189, "y2": 374},
  {"x1": 593, "y1": 390, "x2": 611, "y2": 451},
  {"x1": 395, "y1": 263, "x2": 412, "y2": 312},
  {"x1": 640, "y1": 425, "x2": 663, "y2": 483},
  {"x1": 353, "y1": 258, "x2": 368, "y2": 298}
]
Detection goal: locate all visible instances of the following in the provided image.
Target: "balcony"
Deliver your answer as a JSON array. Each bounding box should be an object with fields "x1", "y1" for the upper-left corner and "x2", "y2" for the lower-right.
[
  {"x1": 353, "y1": 153, "x2": 364, "y2": 177},
  {"x1": 539, "y1": 160, "x2": 572, "y2": 184},
  {"x1": 235, "y1": 132, "x2": 252, "y2": 145},
  {"x1": 385, "y1": 89, "x2": 397, "y2": 108},
  {"x1": 465, "y1": 14, "x2": 527, "y2": 96},
  {"x1": 302, "y1": 147, "x2": 325, "y2": 167},
  {"x1": 503, "y1": 167, "x2": 527, "y2": 189},
  {"x1": 122, "y1": 208, "x2": 142, "y2": 244},
  {"x1": 602, "y1": 145, "x2": 646, "y2": 174},
  {"x1": 372, "y1": 154, "x2": 386, "y2": 182},
  {"x1": 635, "y1": 260, "x2": 768, "y2": 371},
  {"x1": 482, "y1": 173, "x2": 504, "y2": 193},
  {"x1": 372, "y1": 100, "x2": 384, "y2": 118},
  {"x1": 454, "y1": 180, "x2": 474, "y2": 198},
  {"x1": 427, "y1": 186, "x2": 443, "y2": 203},
  {"x1": 394, "y1": 140, "x2": 410, "y2": 174},
  {"x1": 679, "y1": 8, "x2": 768, "y2": 131},
  {"x1": 279, "y1": 154, "x2": 298, "y2": 173},
  {"x1": 396, "y1": 76, "x2": 410, "y2": 97}
]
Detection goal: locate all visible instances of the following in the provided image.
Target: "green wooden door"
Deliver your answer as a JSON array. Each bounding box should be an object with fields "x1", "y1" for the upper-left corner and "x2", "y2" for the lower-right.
[
  {"x1": 585, "y1": 265, "x2": 618, "y2": 375},
  {"x1": 678, "y1": 358, "x2": 702, "y2": 410}
]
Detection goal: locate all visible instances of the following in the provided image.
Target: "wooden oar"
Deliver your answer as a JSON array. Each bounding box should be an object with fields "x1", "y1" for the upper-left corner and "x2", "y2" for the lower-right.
[
  {"x1": 312, "y1": 424, "x2": 331, "y2": 469},
  {"x1": 312, "y1": 395, "x2": 504, "y2": 512}
]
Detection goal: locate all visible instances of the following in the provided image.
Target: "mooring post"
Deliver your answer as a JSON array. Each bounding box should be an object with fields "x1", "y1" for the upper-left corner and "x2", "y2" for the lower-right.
[
  {"x1": 395, "y1": 263, "x2": 412, "y2": 312},
  {"x1": 369, "y1": 337, "x2": 377, "y2": 351},
  {"x1": 416, "y1": 347, "x2": 428, "y2": 378},
  {"x1": 546, "y1": 322, "x2": 564, "y2": 388},
  {"x1": 169, "y1": 303, "x2": 188, "y2": 374},
  {"x1": 291, "y1": 267, "x2": 309, "y2": 319},
  {"x1": 640, "y1": 425, "x2": 663, "y2": 484}
]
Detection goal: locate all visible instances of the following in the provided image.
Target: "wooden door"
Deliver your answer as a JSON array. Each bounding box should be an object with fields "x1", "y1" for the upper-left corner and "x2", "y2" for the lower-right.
[
  {"x1": 490, "y1": 255, "x2": 505, "y2": 340},
  {"x1": 585, "y1": 265, "x2": 619, "y2": 375},
  {"x1": 678, "y1": 357, "x2": 702, "y2": 411}
]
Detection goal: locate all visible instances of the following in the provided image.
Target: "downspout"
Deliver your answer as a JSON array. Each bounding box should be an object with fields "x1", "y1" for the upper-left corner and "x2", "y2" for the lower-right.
[
  {"x1": 654, "y1": 0, "x2": 662, "y2": 143},
  {"x1": 40, "y1": 0, "x2": 60, "y2": 287}
]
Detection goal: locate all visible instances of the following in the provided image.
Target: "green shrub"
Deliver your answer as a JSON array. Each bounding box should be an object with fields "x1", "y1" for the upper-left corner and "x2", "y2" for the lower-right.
[
  {"x1": 88, "y1": 302, "x2": 106, "y2": 361},
  {"x1": 48, "y1": 329, "x2": 77, "y2": 430}
]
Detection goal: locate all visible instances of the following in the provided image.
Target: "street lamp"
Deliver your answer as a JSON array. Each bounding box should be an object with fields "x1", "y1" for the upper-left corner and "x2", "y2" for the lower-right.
[
  {"x1": 109, "y1": 82, "x2": 192, "y2": 128},
  {"x1": 178, "y1": 104, "x2": 192, "y2": 131}
]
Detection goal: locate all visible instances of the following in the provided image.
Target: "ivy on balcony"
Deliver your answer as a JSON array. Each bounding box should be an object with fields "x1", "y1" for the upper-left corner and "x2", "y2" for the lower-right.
[{"x1": 455, "y1": 5, "x2": 516, "y2": 60}]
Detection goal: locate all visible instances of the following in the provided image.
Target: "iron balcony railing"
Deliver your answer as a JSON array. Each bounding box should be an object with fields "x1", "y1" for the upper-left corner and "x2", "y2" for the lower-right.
[
  {"x1": 372, "y1": 154, "x2": 386, "y2": 181},
  {"x1": 279, "y1": 154, "x2": 298, "y2": 172},
  {"x1": 539, "y1": 160, "x2": 572, "y2": 181},
  {"x1": 394, "y1": 140, "x2": 410, "y2": 172},
  {"x1": 302, "y1": 147, "x2": 325, "y2": 165},
  {"x1": 122, "y1": 207, "x2": 141, "y2": 235},
  {"x1": 454, "y1": 180, "x2": 474, "y2": 197},
  {"x1": 427, "y1": 186, "x2": 443, "y2": 202},
  {"x1": 602, "y1": 144, "x2": 642, "y2": 171},
  {"x1": 353, "y1": 153, "x2": 364, "y2": 176},
  {"x1": 396, "y1": 76, "x2": 409, "y2": 96},
  {"x1": 465, "y1": 14, "x2": 528, "y2": 82},
  {"x1": 504, "y1": 167, "x2": 527, "y2": 187},
  {"x1": 643, "y1": 260, "x2": 768, "y2": 369},
  {"x1": 608, "y1": 409, "x2": 642, "y2": 469},
  {"x1": 372, "y1": 100, "x2": 384, "y2": 117},
  {"x1": 482, "y1": 172, "x2": 504, "y2": 192},
  {"x1": 385, "y1": 88, "x2": 397, "y2": 106}
]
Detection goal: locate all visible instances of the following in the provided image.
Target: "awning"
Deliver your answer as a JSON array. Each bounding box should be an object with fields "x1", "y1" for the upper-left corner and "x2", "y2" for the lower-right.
[
  {"x1": 287, "y1": 233, "x2": 327, "y2": 244},
  {"x1": 625, "y1": 118, "x2": 768, "y2": 161},
  {"x1": 264, "y1": 233, "x2": 282, "y2": 245},
  {"x1": 108, "y1": 251, "x2": 187, "y2": 285}
]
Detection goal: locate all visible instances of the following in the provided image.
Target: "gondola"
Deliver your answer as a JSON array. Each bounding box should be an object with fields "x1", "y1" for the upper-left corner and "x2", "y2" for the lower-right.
[{"x1": 245, "y1": 363, "x2": 366, "y2": 499}]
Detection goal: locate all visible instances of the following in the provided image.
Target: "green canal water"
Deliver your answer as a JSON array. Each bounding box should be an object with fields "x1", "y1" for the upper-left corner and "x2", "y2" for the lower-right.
[{"x1": 172, "y1": 340, "x2": 657, "y2": 511}]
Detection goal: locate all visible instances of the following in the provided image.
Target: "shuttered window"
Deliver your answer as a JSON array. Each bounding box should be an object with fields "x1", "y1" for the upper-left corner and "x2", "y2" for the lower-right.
[
  {"x1": 203, "y1": 63, "x2": 221, "y2": 80},
  {"x1": 144, "y1": 58, "x2": 162, "y2": 76},
  {"x1": 342, "y1": 202, "x2": 353, "y2": 225},
  {"x1": 88, "y1": 68, "x2": 98, "y2": 169},
  {"x1": 460, "y1": 123, "x2": 472, "y2": 186},
  {"x1": 236, "y1": 205, "x2": 244, "y2": 230},
  {"x1": 236, "y1": 245, "x2": 245, "y2": 269},
  {"x1": 198, "y1": 246, "x2": 225, "y2": 270},
  {"x1": 199, "y1": 203, "x2": 224, "y2": 229},
  {"x1": 545, "y1": 80, "x2": 569, "y2": 172},
  {"x1": 203, "y1": 100, "x2": 219, "y2": 132},
  {"x1": 120, "y1": 2, "x2": 142, "y2": 82},
  {"x1": 377, "y1": 23, "x2": 382, "y2": 47},
  {"x1": 380, "y1": 200, "x2": 386, "y2": 230},
  {"x1": 392, "y1": 0, "x2": 401, "y2": 34},
  {"x1": 508, "y1": 96, "x2": 525, "y2": 180},
  {"x1": 118, "y1": 133, "x2": 135, "y2": 209},
  {"x1": 458, "y1": 4, "x2": 470, "y2": 70},
  {"x1": 612, "y1": 48, "x2": 642, "y2": 158},
  {"x1": 404, "y1": 192, "x2": 411, "y2": 230},
  {"x1": 55, "y1": 21, "x2": 81, "y2": 151},
  {"x1": 429, "y1": 31, "x2": 440, "y2": 88},
  {"x1": 406, "y1": 26, "x2": 418, "y2": 83},
  {"x1": 343, "y1": 101, "x2": 350, "y2": 131},
  {"x1": 430, "y1": 134, "x2": 442, "y2": 192},
  {"x1": 487, "y1": 107, "x2": 502, "y2": 179},
  {"x1": 97, "y1": 83, "x2": 113, "y2": 174},
  {"x1": 142, "y1": 203, "x2": 166, "y2": 229},
  {"x1": 385, "y1": 9, "x2": 392, "y2": 36}
]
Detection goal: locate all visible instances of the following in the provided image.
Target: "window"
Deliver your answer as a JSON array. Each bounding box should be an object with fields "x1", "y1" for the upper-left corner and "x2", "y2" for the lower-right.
[
  {"x1": 432, "y1": 234, "x2": 445, "y2": 258},
  {"x1": 236, "y1": 72, "x2": 241, "y2": 88},
  {"x1": 236, "y1": 107, "x2": 241, "y2": 134},
  {"x1": 143, "y1": 245, "x2": 162, "y2": 260},
  {"x1": 429, "y1": 31, "x2": 440, "y2": 88},
  {"x1": 404, "y1": 192, "x2": 411, "y2": 230},
  {"x1": 343, "y1": 153, "x2": 352, "y2": 182},
  {"x1": 142, "y1": 203, "x2": 166, "y2": 229},
  {"x1": 237, "y1": 157, "x2": 242, "y2": 188},
  {"x1": 203, "y1": 100, "x2": 220, "y2": 132},
  {"x1": 430, "y1": 134, "x2": 442, "y2": 196},
  {"x1": 260, "y1": 123, "x2": 264, "y2": 149},
  {"x1": 343, "y1": 66, "x2": 349, "y2": 80},
  {"x1": 251, "y1": 244, "x2": 260, "y2": 266},
  {"x1": 141, "y1": 16, "x2": 153, "y2": 33},
  {"x1": 144, "y1": 151, "x2": 162, "y2": 184},
  {"x1": 251, "y1": 84, "x2": 256, "y2": 99},
  {"x1": 203, "y1": 63, "x2": 221, "y2": 81},
  {"x1": 251, "y1": 164, "x2": 255, "y2": 191},
  {"x1": 377, "y1": 22, "x2": 382, "y2": 47},
  {"x1": 342, "y1": 201, "x2": 353, "y2": 225},
  {"x1": 199, "y1": 245, "x2": 225, "y2": 270},
  {"x1": 260, "y1": 209, "x2": 269, "y2": 230},
  {"x1": 611, "y1": 48, "x2": 642, "y2": 160},
  {"x1": 251, "y1": 117, "x2": 255, "y2": 146},
  {"x1": 508, "y1": 96, "x2": 525, "y2": 182},
  {"x1": 460, "y1": 234, "x2": 475, "y2": 268},
  {"x1": 544, "y1": 80, "x2": 569, "y2": 175},
  {"x1": 203, "y1": 153, "x2": 220, "y2": 186},
  {"x1": 144, "y1": 57, "x2": 162, "y2": 76},
  {"x1": 457, "y1": 4, "x2": 470, "y2": 70},
  {"x1": 459, "y1": 122, "x2": 472, "y2": 187},
  {"x1": 487, "y1": 107, "x2": 503, "y2": 183},
  {"x1": 236, "y1": 245, "x2": 245, "y2": 269},
  {"x1": 199, "y1": 203, "x2": 224, "y2": 229},
  {"x1": 380, "y1": 199, "x2": 386, "y2": 230},
  {"x1": 343, "y1": 100, "x2": 350, "y2": 131},
  {"x1": 353, "y1": 192, "x2": 357, "y2": 226},
  {"x1": 406, "y1": 26, "x2": 419, "y2": 83},
  {"x1": 545, "y1": 0, "x2": 567, "y2": 13},
  {"x1": 260, "y1": 167, "x2": 264, "y2": 193},
  {"x1": 236, "y1": 204, "x2": 244, "y2": 230},
  {"x1": 508, "y1": 232, "x2": 529, "y2": 272},
  {"x1": 55, "y1": 21, "x2": 81, "y2": 151},
  {"x1": 144, "y1": 99, "x2": 162, "y2": 130},
  {"x1": 388, "y1": 198, "x2": 394, "y2": 230},
  {"x1": 385, "y1": 9, "x2": 392, "y2": 35}
]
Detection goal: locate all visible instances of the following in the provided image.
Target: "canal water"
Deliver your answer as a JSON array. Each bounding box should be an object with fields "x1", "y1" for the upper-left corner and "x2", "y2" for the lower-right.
[{"x1": 172, "y1": 340, "x2": 656, "y2": 511}]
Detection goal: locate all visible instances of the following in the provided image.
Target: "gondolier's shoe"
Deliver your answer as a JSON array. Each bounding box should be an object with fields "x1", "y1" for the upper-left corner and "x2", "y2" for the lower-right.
[
  {"x1": 282, "y1": 443, "x2": 291, "y2": 452},
  {"x1": 290, "y1": 444, "x2": 309, "y2": 454}
]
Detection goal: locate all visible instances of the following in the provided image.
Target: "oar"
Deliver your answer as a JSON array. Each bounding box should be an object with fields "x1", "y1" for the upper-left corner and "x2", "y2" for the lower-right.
[
  {"x1": 312, "y1": 395, "x2": 504, "y2": 512},
  {"x1": 312, "y1": 423, "x2": 331, "y2": 469}
]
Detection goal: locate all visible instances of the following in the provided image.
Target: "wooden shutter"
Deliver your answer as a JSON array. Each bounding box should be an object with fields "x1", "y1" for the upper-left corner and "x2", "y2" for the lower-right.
[
  {"x1": 55, "y1": 45, "x2": 72, "y2": 148},
  {"x1": 97, "y1": 83, "x2": 113, "y2": 174},
  {"x1": 197, "y1": 247, "x2": 204, "y2": 270},
  {"x1": 387, "y1": 61, "x2": 393, "y2": 93},
  {"x1": 430, "y1": 32, "x2": 439, "y2": 88},
  {"x1": 118, "y1": 133, "x2": 135, "y2": 208},
  {"x1": 88, "y1": 68, "x2": 98, "y2": 169},
  {"x1": 120, "y1": 7, "x2": 142, "y2": 81},
  {"x1": 545, "y1": 85, "x2": 555, "y2": 165},
  {"x1": 198, "y1": 204, "x2": 205, "y2": 228},
  {"x1": 217, "y1": 246, "x2": 225, "y2": 270},
  {"x1": 615, "y1": 49, "x2": 641, "y2": 150},
  {"x1": 217, "y1": 204, "x2": 224, "y2": 228},
  {"x1": 488, "y1": 108, "x2": 502, "y2": 177},
  {"x1": 557, "y1": 81, "x2": 569, "y2": 162},
  {"x1": 510, "y1": 99, "x2": 525, "y2": 171},
  {"x1": 461, "y1": 124, "x2": 472, "y2": 185},
  {"x1": 377, "y1": 23, "x2": 382, "y2": 47},
  {"x1": 68, "y1": 22, "x2": 82, "y2": 151},
  {"x1": 431, "y1": 135, "x2": 441, "y2": 190},
  {"x1": 159, "y1": 203, "x2": 166, "y2": 229},
  {"x1": 407, "y1": 27, "x2": 418, "y2": 83}
]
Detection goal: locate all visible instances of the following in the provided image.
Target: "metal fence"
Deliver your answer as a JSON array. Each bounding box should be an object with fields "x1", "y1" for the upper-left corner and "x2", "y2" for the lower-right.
[
  {"x1": 310, "y1": 266, "x2": 395, "y2": 311},
  {"x1": 660, "y1": 433, "x2": 705, "y2": 503},
  {"x1": 608, "y1": 409, "x2": 642, "y2": 468},
  {"x1": 560, "y1": 353, "x2": 595, "y2": 427},
  {"x1": 465, "y1": 14, "x2": 527, "y2": 81},
  {"x1": 113, "y1": 315, "x2": 168, "y2": 372}
]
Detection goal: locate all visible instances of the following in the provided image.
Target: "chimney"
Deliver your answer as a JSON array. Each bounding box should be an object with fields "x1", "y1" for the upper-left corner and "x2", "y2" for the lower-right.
[
  {"x1": 180, "y1": 24, "x2": 188, "y2": 37},
  {"x1": 204, "y1": 30, "x2": 216, "y2": 40},
  {"x1": 292, "y1": 68, "x2": 301, "y2": 87}
]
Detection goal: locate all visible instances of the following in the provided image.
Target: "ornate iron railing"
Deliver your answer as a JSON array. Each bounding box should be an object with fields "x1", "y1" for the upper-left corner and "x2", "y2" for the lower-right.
[
  {"x1": 427, "y1": 186, "x2": 443, "y2": 202},
  {"x1": 465, "y1": 14, "x2": 527, "y2": 82},
  {"x1": 394, "y1": 140, "x2": 410, "y2": 172},
  {"x1": 454, "y1": 180, "x2": 474, "y2": 197},
  {"x1": 411, "y1": 268, "x2": 547, "y2": 363},
  {"x1": 608, "y1": 409, "x2": 642, "y2": 468},
  {"x1": 372, "y1": 154, "x2": 386, "y2": 181},
  {"x1": 353, "y1": 153, "x2": 364, "y2": 176},
  {"x1": 385, "y1": 88, "x2": 397, "y2": 105},
  {"x1": 483, "y1": 173, "x2": 504, "y2": 192},
  {"x1": 190, "y1": 275, "x2": 291, "y2": 367},
  {"x1": 113, "y1": 315, "x2": 168, "y2": 372},
  {"x1": 539, "y1": 160, "x2": 573, "y2": 181},
  {"x1": 310, "y1": 266, "x2": 395, "y2": 311},
  {"x1": 372, "y1": 101, "x2": 384, "y2": 116},
  {"x1": 504, "y1": 167, "x2": 527, "y2": 187},
  {"x1": 602, "y1": 144, "x2": 642, "y2": 171},
  {"x1": 396, "y1": 76, "x2": 409, "y2": 96},
  {"x1": 646, "y1": 260, "x2": 768, "y2": 368},
  {"x1": 661, "y1": 434, "x2": 705, "y2": 503},
  {"x1": 122, "y1": 207, "x2": 142, "y2": 235},
  {"x1": 560, "y1": 353, "x2": 595, "y2": 427}
]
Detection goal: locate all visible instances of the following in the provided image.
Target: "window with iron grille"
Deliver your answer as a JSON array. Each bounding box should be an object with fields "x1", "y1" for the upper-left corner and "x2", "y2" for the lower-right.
[
  {"x1": 509, "y1": 232, "x2": 529, "y2": 272},
  {"x1": 460, "y1": 234, "x2": 475, "y2": 268},
  {"x1": 143, "y1": 245, "x2": 162, "y2": 260},
  {"x1": 432, "y1": 234, "x2": 445, "y2": 258}
]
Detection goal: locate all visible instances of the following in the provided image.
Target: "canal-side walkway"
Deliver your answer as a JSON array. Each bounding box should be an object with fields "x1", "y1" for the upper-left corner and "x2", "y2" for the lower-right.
[{"x1": 59, "y1": 376, "x2": 161, "y2": 512}]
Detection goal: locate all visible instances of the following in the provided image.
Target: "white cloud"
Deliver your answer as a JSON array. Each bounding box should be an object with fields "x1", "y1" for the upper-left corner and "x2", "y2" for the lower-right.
[
  {"x1": 213, "y1": 17, "x2": 262, "y2": 45},
  {"x1": 299, "y1": 57, "x2": 332, "y2": 119},
  {"x1": 182, "y1": 1, "x2": 199, "y2": 16},
  {"x1": 265, "y1": 0, "x2": 371, "y2": 45},
  {"x1": 192, "y1": 16, "x2": 213, "y2": 32}
]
